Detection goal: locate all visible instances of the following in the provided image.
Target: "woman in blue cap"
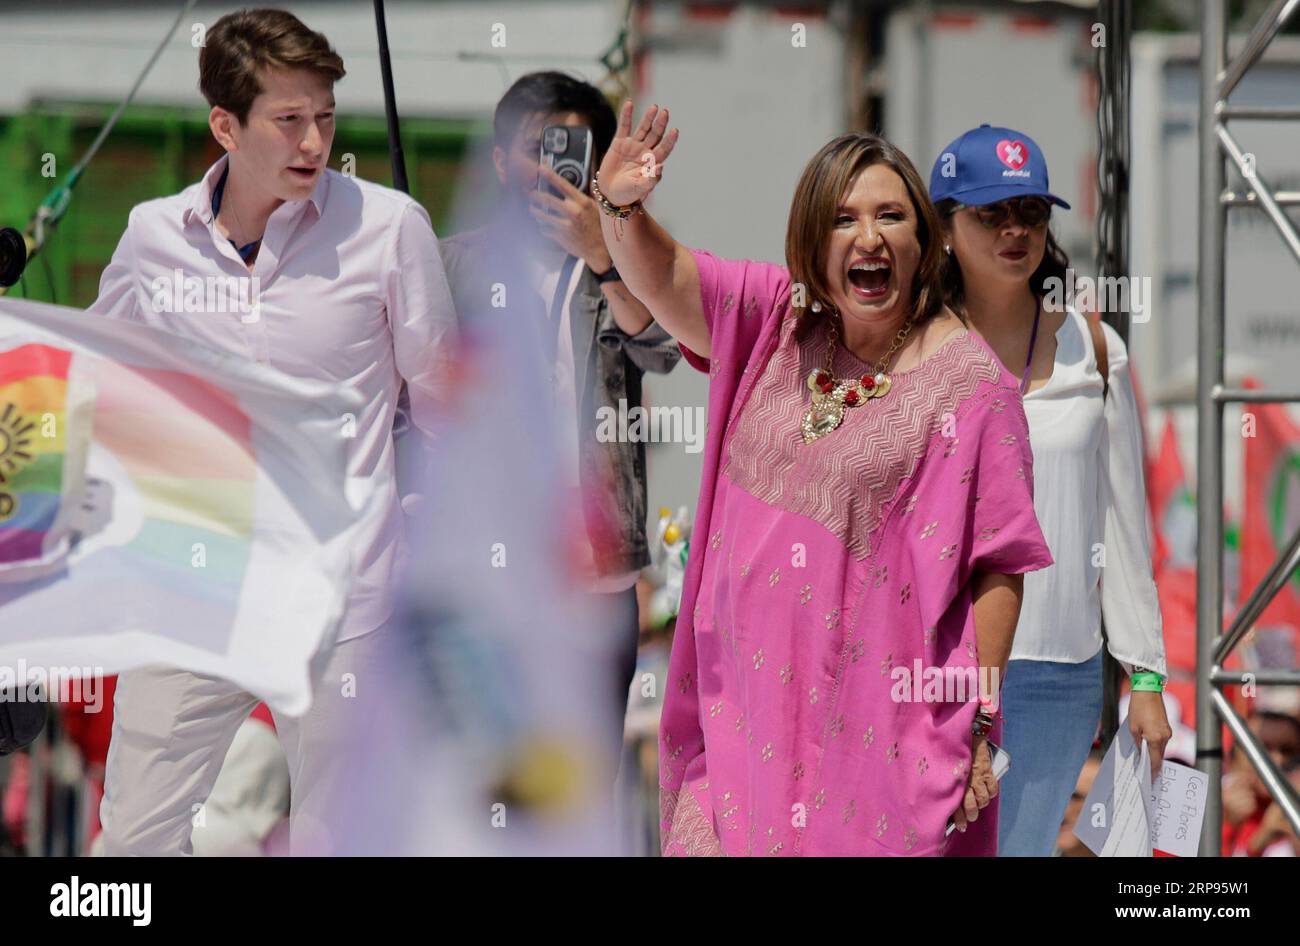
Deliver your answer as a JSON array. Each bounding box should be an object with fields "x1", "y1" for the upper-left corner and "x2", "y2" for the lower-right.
[{"x1": 929, "y1": 125, "x2": 1172, "y2": 856}]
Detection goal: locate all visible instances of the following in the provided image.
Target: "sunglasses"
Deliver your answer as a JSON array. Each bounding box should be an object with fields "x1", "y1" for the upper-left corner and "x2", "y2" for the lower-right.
[{"x1": 964, "y1": 197, "x2": 1052, "y2": 229}]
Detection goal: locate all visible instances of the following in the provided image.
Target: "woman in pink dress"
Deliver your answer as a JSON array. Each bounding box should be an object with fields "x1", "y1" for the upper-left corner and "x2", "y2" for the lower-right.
[{"x1": 594, "y1": 102, "x2": 1054, "y2": 855}]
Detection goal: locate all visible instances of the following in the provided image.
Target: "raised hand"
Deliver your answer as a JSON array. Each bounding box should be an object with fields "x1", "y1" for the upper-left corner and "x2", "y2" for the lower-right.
[{"x1": 595, "y1": 100, "x2": 680, "y2": 208}]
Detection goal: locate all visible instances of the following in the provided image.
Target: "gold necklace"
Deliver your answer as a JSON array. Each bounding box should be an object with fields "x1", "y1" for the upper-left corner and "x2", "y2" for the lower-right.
[
  {"x1": 221, "y1": 178, "x2": 247, "y2": 243},
  {"x1": 801, "y1": 312, "x2": 915, "y2": 444},
  {"x1": 219, "y1": 175, "x2": 260, "y2": 264}
]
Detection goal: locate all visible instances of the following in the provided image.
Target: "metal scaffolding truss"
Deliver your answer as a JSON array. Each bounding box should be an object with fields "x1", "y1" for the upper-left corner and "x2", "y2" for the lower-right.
[{"x1": 1197, "y1": 0, "x2": 1300, "y2": 856}]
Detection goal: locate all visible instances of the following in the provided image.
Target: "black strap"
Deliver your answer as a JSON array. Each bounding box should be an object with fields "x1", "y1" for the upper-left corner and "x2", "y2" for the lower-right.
[
  {"x1": 1019, "y1": 303, "x2": 1042, "y2": 395},
  {"x1": 543, "y1": 254, "x2": 579, "y2": 365}
]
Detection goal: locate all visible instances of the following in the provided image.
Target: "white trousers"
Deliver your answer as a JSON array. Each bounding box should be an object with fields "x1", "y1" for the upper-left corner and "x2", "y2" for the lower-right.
[{"x1": 100, "y1": 623, "x2": 402, "y2": 856}]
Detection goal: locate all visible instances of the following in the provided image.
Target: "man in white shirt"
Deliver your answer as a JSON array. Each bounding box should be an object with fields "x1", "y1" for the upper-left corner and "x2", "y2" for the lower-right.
[{"x1": 90, "y1": 9, "x2": 456, "y2": 855}]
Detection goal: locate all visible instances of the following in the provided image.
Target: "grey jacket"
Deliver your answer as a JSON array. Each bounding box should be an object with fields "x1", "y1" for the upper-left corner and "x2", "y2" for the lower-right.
[{"x1": 438, "y1": 223, "x2": 681, "y2": 576}]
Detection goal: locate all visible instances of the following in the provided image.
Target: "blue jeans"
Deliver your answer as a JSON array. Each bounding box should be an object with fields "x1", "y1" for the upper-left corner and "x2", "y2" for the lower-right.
[{"x1": 996, "y1": 648, "x2": 1103, "y2": 856}]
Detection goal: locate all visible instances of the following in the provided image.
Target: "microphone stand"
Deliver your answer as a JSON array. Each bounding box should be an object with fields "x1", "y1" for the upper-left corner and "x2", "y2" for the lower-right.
[{"x1": 373, "y1": 0, "x2": 409, "y2": 194}]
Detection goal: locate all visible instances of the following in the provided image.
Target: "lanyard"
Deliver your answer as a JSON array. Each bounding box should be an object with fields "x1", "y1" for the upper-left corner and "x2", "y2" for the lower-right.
[
  {"x1": 1019, "y1": 302, "x2": 1042, "y2": 396},
  {"x1": 544, "y1": 254, "x2": 579, "y2": 364},
  {"x1": 210, "y1": 166, "x2": 262, "y2": 263}
]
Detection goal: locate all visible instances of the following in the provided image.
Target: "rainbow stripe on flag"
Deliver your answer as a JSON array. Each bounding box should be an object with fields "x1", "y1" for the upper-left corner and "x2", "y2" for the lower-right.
[
  {"x1": 0, "y1": 343, "x2": 71, "y2": 565},
  {"x1": 0, "y1": 347, "x2": 257, "y2": 606},
  {"x1": 82, "y1": 356, "x2": 255, "y2": 602},
  {"x1": 0, "y1": 296, "x2": 370, "y2": 715}
]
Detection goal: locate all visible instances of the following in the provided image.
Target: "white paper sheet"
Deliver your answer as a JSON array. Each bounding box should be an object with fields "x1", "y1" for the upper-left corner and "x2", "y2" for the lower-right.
[
  {"x1": 1074, "y1": 718, "x2": 1154, "y2": 856},
  {"x1": 1149, "y1": 759, "x2": 1209, "y2": 857}
]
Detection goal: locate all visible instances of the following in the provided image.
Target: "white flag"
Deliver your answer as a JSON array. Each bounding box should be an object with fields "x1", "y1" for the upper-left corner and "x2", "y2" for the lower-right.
[{"x1": 0, "y1": 297, "x2": 372, "y2": 715}]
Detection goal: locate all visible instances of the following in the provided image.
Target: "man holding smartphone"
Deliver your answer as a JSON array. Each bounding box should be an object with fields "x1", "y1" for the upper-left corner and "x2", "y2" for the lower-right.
[{"x1": 439, "y1": 72, "x2": 680, "y2": 781}]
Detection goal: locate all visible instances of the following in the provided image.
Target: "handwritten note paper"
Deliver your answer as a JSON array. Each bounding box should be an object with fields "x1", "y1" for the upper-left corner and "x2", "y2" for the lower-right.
[
  {"x1": 1072, "y1": 718, "x2": 1206, "y2": 857},
  {"x1": 1150, "y1": 760, "x2": 1208, "y2": 857}
]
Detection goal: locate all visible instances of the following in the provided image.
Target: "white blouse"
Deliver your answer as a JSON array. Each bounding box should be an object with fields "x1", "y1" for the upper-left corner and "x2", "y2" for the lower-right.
[{"x1": 1014, "y1": 307, "x2": 1168, "y2": 677}]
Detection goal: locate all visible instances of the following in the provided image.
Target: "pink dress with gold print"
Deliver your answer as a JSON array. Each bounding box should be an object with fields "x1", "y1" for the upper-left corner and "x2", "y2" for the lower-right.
[{"x1": 659, "y1": 249, "x2": 1053, "y2": 856}]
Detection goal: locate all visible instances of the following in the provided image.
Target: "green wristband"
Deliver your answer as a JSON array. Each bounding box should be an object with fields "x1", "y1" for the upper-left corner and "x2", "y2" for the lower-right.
[{"x1": 1131, "y1": 671, "x2": 1164, "y2": 692}]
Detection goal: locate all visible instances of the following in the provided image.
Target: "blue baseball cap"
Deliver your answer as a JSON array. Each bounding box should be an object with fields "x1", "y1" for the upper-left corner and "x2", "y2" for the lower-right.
[{"x1": 929, "y1": 124, "x2": 1070, "y2": 210}]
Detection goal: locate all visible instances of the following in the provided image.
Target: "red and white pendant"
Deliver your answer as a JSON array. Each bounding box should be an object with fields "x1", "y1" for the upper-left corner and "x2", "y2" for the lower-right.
[{"x1": 801, "y1": 369, "x2": 893, "y2": 444}]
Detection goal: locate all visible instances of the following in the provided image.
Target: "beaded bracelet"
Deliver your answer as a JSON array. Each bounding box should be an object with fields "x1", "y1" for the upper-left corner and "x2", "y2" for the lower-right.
[{"x1": 591, "y1": 174, "x2": 643, "y2": 219}]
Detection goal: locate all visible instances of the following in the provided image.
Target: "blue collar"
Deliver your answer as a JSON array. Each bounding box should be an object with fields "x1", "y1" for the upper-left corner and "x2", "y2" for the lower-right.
[{"x1": 211, "y1": 166, "x2": 262, "y2": 263}]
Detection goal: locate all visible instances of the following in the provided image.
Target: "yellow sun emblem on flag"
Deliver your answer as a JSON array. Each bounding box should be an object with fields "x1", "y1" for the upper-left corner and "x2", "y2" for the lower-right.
[{"x1": 0, "y1": 402, "x2": 35, "y2": 522}]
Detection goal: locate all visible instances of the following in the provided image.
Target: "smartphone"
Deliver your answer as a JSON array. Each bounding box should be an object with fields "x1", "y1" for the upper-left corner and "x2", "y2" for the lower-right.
[
  {"x1": 944, "y1": 740, "x2": 1011, "y2": 837},
  {"x1": 538, "y1": 124, "x2": 593, "y2": 201}
]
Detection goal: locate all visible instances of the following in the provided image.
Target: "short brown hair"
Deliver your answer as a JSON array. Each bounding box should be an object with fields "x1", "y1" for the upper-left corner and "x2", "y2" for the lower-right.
[
  {"x1": 785, "y1": 134, "x2": 946, "y2": 330},
  {"x1": 199, "y1": 9, "x2": 345, "y2": 125}
]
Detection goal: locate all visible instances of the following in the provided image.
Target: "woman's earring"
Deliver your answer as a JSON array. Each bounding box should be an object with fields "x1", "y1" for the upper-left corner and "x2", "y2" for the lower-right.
[
  {"x1": 944, "y1": 244, "x2": 952, "y2": 254},
  {"x1": 810, "y1": 300, "x2": 822, "y2": 313}
]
